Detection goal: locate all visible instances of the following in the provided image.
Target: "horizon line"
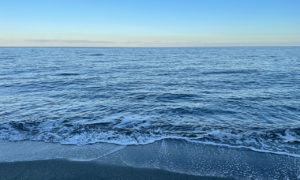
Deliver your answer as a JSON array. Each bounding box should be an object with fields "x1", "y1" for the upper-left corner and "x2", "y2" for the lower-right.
[{"x1": 0, "y1": 45, "x2": 300, "y2": 48}]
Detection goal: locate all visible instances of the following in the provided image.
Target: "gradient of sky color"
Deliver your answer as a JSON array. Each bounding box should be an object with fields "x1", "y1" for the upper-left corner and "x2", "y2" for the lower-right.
[{"x1": 0, "y1": 0, "x2": 299, "y2": 47}]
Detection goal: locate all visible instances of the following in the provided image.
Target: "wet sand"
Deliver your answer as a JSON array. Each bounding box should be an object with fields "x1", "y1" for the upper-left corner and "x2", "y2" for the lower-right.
[
  {"x1": 0, "y1": 139, "x2": 299, "y2": 179},
  {"x1": 0, "y1": 159, "x2": 232, "y2": 180}
]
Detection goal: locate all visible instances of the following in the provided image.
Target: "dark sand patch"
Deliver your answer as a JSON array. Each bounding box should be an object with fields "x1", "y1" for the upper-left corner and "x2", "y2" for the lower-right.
[{"x1": 0, "y1": 160, "x2": 232, "y2": 180}]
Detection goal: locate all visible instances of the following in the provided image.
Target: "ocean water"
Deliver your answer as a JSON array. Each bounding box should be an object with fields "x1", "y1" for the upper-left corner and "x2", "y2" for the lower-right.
[{"x1": 0, "y1": 47, "x2": 299, "y2": 157}]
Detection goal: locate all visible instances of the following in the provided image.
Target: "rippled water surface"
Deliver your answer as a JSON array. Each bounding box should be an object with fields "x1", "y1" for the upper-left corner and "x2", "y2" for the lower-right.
[{"x1": 0, "y1": 47, "x2": 299, "y2": 156}]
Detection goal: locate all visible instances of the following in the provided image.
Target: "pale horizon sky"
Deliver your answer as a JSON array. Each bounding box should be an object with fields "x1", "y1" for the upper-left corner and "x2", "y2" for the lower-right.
[{"x1": 0, "y1": 0, "x2": 300, "y2": 47}]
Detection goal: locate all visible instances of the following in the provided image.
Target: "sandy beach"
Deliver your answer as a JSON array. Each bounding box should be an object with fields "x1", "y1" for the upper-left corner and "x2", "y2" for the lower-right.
[
  {"x1": 0, "y1": 159, "x2": 234, "y2": 180},
  {"x1": 0, "y1": 139, "x2": 299, "y2": 179}
]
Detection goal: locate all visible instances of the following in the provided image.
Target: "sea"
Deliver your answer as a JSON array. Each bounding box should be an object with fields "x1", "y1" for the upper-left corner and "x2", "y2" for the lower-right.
[{"x1": 0, "y1": 47, "x2": 299, "y2": 158}]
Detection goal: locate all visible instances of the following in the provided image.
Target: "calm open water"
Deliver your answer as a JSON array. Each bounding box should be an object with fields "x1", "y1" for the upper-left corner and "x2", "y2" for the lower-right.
[{"x1": 0, "y1": 47, "x2": 299, "y2": 156}]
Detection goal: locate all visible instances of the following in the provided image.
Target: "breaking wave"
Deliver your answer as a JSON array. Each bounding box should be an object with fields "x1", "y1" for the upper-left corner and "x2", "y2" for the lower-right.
[{"x1": 0, "y1": 113, "x2": 299, "y2": 158}]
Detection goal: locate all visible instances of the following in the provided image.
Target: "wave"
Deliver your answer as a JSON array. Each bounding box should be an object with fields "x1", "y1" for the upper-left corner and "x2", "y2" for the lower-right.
[
  {"x1": 202, "y1": 69, "x2": 259, "y2": 75},
  {"x1": 55, "y1": 72, "x2": 80, "y2": 76},
  {"x1": 0, "y1": 115, "x2": 299, "y2": 158},
  {"x1": 89, "y1": 53, "x2": 104, "y2": 56}
]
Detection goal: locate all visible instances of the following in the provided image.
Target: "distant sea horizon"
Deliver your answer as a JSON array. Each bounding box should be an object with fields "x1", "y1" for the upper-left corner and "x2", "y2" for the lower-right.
[{"x1": 1, "y1": 45, "x2": 300, "y2": 48}]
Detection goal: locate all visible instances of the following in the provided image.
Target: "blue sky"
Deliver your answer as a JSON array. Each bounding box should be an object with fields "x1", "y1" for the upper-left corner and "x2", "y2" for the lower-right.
[{"x1": 0, "y1": 0, "x2": 299, "y2": 46}]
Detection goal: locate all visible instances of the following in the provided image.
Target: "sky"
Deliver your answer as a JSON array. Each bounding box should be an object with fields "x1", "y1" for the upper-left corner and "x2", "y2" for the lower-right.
[{"x1": 0, "y1": 0, "x2": 299, "y2": 47}]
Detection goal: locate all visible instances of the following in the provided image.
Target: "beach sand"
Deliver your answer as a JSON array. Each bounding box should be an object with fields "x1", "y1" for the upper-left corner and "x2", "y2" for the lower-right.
[
  {"x1": 0, "y1": 139, "x2": 299, "y2": 179},
  {"x1": 0, "y1": 160, "x2": 232, "y2": 180}
]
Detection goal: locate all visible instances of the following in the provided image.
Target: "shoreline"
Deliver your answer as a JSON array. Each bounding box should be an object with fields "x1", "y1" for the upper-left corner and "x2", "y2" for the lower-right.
[{"x1": 0, "y1": 139, "x2": 299, "y2": 179}]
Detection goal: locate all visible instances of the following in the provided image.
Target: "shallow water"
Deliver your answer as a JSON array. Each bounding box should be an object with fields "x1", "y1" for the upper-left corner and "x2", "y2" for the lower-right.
[
  {"x1": 0, "y1": 47, "x2": 299, "y2": 156},
  {"x1": 0, "y1": 139, "x2": 299, "y2": 179}
]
